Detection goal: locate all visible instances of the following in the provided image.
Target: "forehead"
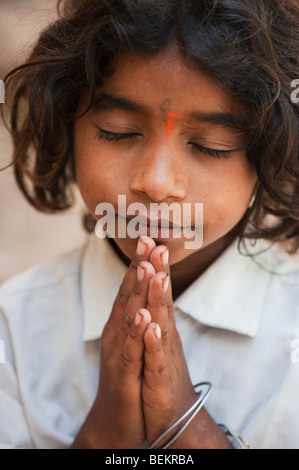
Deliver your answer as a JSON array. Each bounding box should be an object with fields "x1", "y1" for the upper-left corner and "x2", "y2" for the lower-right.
[{"x1": 97, "y1": 46, "x2": 239, "y2": 116}]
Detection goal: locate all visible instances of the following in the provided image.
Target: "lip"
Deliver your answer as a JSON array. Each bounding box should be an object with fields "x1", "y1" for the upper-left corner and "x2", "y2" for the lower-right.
[
  {"x1": 125, "y1": 214, "x2": 183, "y2": 229},
  {"x1": 114, "y1": 213, "x2": 197, "y2": 241},
  {"x1": 125, "y1": 215, "x2": 183, "y2": 240}
]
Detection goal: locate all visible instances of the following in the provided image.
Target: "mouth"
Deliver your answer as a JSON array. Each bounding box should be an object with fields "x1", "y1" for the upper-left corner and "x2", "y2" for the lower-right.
[
  {"x1": 125, "y1": 214, "x2": 184, "y2": 229},
  {"x1": 119, "y1": 214, "x2": 195, "y2": 240}
]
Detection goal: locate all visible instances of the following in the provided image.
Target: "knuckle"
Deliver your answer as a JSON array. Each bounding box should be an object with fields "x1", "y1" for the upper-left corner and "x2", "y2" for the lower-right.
[
  {"x1": 132, "y1": 282, "x2": 142, "y2": 298},
  {"x1": 130, "y1": 254, "x2": 140, "y2": 271},
  {"x1": 166, "y1": 298, "x2": 174, "y2": 315},
  {"x1": 120, "y1": 348, "x2": 135, "y2": 367},
  {"x1": 157, "y1": 360, "x2": 167, "y2": 375},
  {"x1": 119, "y1": 311, "x2": 133, "y2": 333},
  {"x1": 161, "y1": 326, "x2": 169, "y2": 342},
  {"x1": 116, "y1": 284, "x2": 131, "y2": 308},
  {"x1": 128, "y1": 327, "x2": 139, "y2": 342}
]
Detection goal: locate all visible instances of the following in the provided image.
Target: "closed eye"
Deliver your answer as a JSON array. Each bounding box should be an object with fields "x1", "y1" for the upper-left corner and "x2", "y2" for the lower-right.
[
  {"x1": 97, "y1": 129, "x2": 142, "y2": 141},
  {"x1": 97, "y1": 129, "x2": 233, "y2": 159},
  {"x1": 190, "y1": 142, "x2": 233, "y2": 159}
]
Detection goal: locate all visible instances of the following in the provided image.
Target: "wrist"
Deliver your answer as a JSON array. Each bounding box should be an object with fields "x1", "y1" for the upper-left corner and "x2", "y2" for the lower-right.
[
  {"x1": 148, "y1": 382, "x2": 233, "y2": 450},
  {"x1": 71, "y1": 415, "x2": 114, "y2": 449},
  {"x1": 70, "y1": 401, "x2": 126, "y2": 449},
  {"x1": 170, "y1": 407, "x2": 233, "y2": 449}
]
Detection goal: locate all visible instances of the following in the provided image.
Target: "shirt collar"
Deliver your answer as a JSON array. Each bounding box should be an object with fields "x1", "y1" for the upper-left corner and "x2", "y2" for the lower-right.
[
  {"x1": 81, "y1": 235, "x2": 274, "y2": 341},
  {"x1": 174, "y1": 239, "x2": 272, "y2": 337}
]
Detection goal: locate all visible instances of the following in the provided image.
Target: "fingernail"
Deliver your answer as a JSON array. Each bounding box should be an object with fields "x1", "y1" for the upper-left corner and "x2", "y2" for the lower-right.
[
  {"x1": 154, "y1": 323, "x2": 161, "y2": 340},
  {"x1": 137, "y1": 237, "x2": 148, "y2": 255},
  {"x1": 137, "y1": 264, "x2": 145, "y2": 281},
  {"x1": 162, "y1": 274, "x2": 169, "y2": 293},
  {"x1": 160, "y1": 249, "x2": 169, "y2": 266},
  {"x1": 135, "y1": 309, "x2": 144, "y2": 326}
]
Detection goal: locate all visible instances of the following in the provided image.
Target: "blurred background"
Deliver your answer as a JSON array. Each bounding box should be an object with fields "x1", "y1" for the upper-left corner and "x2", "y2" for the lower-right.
[{"x1": 0, "y1": 0, "x2": 87, "y2": 283}]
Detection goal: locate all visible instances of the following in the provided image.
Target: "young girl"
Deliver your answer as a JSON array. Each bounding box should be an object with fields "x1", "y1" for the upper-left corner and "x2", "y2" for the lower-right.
[{"x1": 0, "y1": 0, "x2": 299, "y2": 449}]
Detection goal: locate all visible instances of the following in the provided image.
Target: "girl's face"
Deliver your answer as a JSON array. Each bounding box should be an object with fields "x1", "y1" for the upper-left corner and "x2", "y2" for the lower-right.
[{"x1": 74, "y1": 46, "x2": 257, "y2": 265}]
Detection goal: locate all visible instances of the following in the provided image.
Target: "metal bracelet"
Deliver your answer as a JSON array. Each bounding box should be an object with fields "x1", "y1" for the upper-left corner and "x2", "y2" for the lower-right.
[
  {"x1": 218, "y1": 423, "x2": 250, "y2": 449},
  {"x1": 149, "y1": 381, "x2": 212, "y2": 449}
]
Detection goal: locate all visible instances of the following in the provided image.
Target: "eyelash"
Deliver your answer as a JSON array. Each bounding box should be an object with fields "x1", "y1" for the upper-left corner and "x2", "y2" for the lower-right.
[
  {"x1": 98, "y1": 129, "x2": 141, "y2": 142},
  {"x1": 190, "y1": 142, "x2": 232, "y2": 159},
  {"x1": 97, "y1": 129, "x2": 233, "y2": 159}
]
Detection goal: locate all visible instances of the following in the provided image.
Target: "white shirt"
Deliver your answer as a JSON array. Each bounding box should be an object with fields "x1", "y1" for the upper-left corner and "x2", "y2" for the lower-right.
[{"x1": 0, "y1": 234, "x2": 299, "y2": 449}]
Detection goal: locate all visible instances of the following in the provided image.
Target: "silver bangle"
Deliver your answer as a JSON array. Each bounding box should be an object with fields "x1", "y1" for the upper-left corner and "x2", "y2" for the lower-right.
[
  {"x1": 149, "y1": 381, "x2": 212, "y2": 449},
  {"x1": 218, "y1": 423, "x2": 250, "y2": 449}
]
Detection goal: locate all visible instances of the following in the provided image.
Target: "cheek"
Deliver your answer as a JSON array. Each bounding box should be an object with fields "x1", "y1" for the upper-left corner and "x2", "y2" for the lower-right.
[
  {"x1": 75, "y1": 148, "x2": 102, "y2": 216},
  {"x1": 192, "y1": 159, "x2": 257, "y2": 239},
  {"x1": 76, "y1": 162, "x2": 117, "y2": 215},
  {"x1": 74, "y1": 125, "x2": 122, "y2": 212}
]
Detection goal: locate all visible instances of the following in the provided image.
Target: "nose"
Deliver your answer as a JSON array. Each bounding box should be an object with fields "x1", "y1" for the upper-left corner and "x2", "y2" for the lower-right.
[{"x1": 129, "y1": 140, "x2": 187, "y2": 203}]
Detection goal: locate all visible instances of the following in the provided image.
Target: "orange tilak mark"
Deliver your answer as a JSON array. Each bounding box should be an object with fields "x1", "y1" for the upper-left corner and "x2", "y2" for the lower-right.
[{"x1": 165, "y1": 111, "x2": 179, "y2": 140}]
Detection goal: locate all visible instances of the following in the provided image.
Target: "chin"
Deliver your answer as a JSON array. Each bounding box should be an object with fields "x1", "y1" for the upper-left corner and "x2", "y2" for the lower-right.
[{"x1": 168, "y1": 247, "x2": 201, "y2": 266}]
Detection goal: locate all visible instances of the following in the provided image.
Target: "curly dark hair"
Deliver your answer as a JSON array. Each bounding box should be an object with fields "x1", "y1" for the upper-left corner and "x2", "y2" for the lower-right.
[{"x1": 1, "y1": 0, "x2": 299, "y2": 252}]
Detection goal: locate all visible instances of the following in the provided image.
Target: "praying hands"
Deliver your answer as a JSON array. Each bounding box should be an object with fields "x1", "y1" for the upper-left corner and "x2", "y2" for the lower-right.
[{"x1": 71, "y1": 236, "x2": 232, "y2": 449}]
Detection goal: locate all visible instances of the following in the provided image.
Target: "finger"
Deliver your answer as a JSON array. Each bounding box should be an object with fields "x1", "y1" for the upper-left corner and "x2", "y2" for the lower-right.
[
  {"x1": 149, "y1": 245, "x2": 170, "y2": 276},
  {"x1": 118, "y1": 308, "x2": 152, "y2": 379},
  {"x1": 146, "y1": 272, "x2": 170, "y2": 337},
  {"x1": 116, "y1": 260, "x2": 155, "y2": 345},
  {"x1": 143, "y1": 322, "x2": 167, "y2": 389},
  {"x1": 149, "y1": 245, "x2": 174, "y2": 328},
  {"x1": 110, "y1": 236, "x2": 156, "y2": 325}
]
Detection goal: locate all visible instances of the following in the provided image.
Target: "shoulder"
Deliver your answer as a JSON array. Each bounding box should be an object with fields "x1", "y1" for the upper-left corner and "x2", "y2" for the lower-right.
[
  {"x1": 244, "y1": 239, "x2": 299, "y2": 285},
  {"x1": 0, "y1": 241, "x2": 88, "y2": 312},
  {"x1": 250, "y1": 240, "x2": 299, "y2": 340},
  {"x1": 253, "y1": 240, "x2": 299, "y2": 301},
  {"x1": 0, "y1": 240, "x2": 92, "y2": 371}
]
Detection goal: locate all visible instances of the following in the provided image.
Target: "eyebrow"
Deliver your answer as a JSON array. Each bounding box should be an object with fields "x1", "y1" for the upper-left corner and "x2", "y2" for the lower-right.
[
  {"x1": 91, "y1": 92, "x2": 146, "y2": 115},
  {"x1": 90, "y1": 92, "x2": 247, "y2": 133},
  {"x1": 189, "y1": 111, "x2": 247, "y2": 133}
]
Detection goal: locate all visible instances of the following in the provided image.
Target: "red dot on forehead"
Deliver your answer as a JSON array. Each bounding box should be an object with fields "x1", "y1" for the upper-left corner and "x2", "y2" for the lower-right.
[
  {"x1": 165, "y1": 111, "x2": 179, "y2": 140},
  {"x1": 166, "y1": 111, "x2": 179, "y2": 121}
]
